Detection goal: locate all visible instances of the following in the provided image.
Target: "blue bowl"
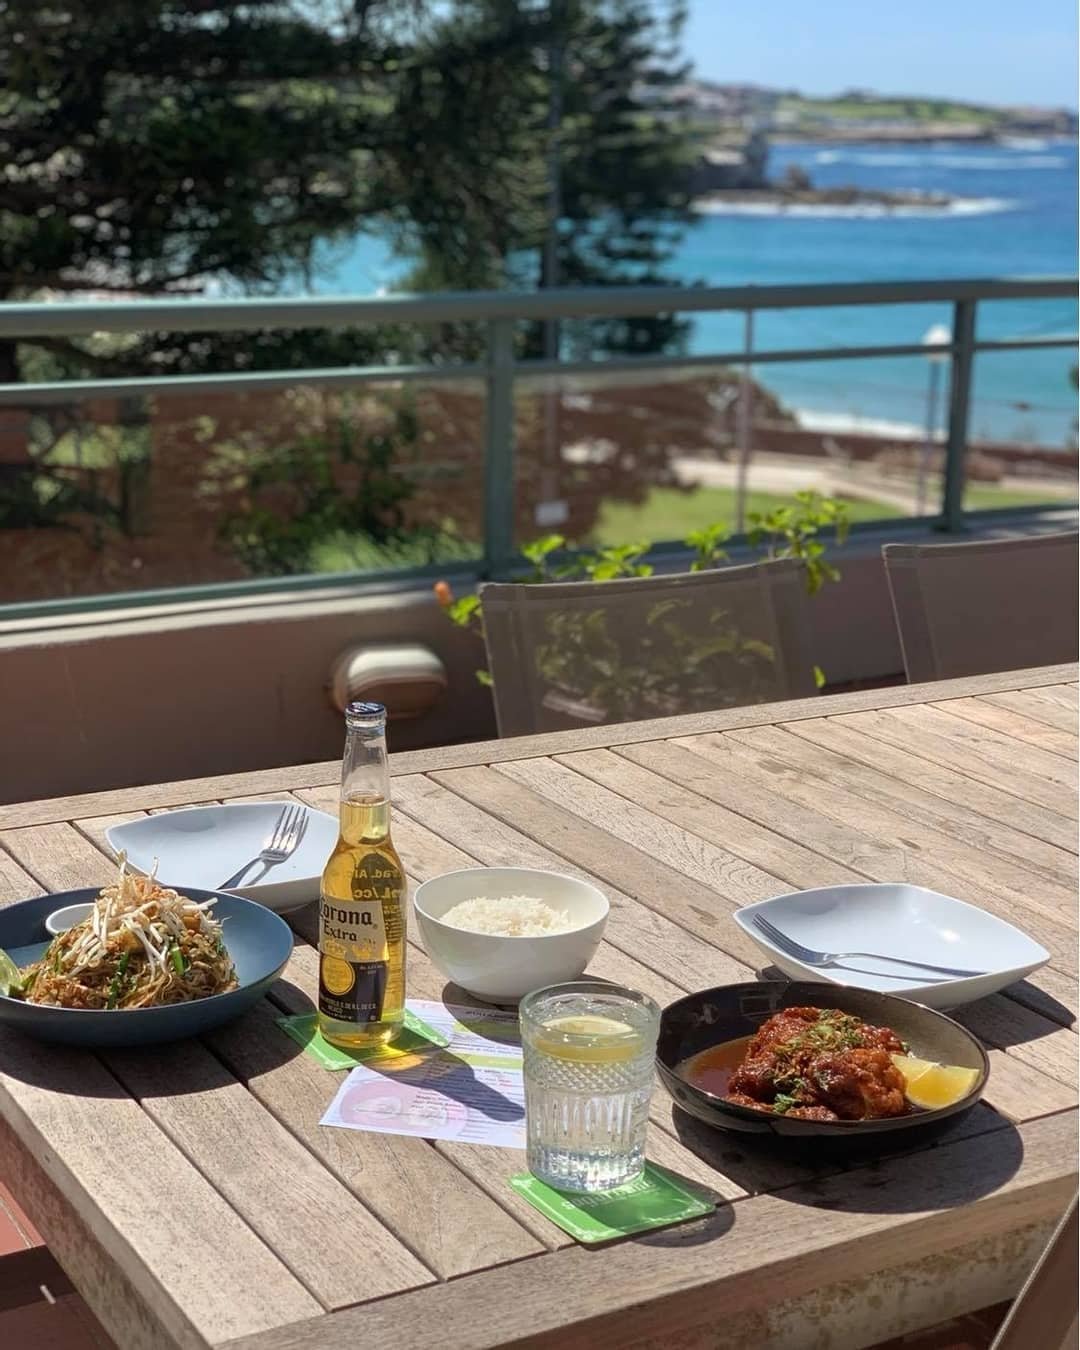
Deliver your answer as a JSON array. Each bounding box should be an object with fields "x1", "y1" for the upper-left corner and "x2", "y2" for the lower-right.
[{"x1": 0, "y1": 887, "x2": 294, "y2": 1046}]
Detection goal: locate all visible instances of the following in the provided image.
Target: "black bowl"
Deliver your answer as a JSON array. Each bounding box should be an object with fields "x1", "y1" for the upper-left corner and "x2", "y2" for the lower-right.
[
  {"x1": 0, "y1": 887, "x2": 294, "y2": 1047},
  {"x1": 657, "y1": 982, "x2": 989, "y2": 1139}
]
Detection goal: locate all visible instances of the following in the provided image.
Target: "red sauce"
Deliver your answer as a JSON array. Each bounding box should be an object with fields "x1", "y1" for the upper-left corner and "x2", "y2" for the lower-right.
[{"x1": 677, "y1": 1035, "x2": 754, "y2": 1098}]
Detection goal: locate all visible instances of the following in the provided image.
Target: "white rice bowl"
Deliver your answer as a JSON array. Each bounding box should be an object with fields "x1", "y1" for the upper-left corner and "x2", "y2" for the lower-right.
[{"x1": 413, "y1": 867, "x2": 609, "y2": 1002}]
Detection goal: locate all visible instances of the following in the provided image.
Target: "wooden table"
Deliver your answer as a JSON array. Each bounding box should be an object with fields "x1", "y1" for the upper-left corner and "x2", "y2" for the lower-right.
[{"x1": 0, "y1": 664, "x2": 1076, "y2": 1350}]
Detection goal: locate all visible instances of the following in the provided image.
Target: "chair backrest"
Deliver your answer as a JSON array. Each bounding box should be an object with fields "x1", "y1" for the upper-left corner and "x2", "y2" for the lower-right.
[
  {"x1": 882, "y1": 532, "x2": 1079, "y2": 684},
  {"x1": 479, "y1": 558, "x2": 816, "y2": 738}
]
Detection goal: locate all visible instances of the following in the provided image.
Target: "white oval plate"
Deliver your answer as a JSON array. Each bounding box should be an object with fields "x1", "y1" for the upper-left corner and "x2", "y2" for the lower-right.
[
  {"x1": 733, "y1": 883, "x2": 1050, "y2": 1010},
  {"x1": 106, "y1": 803, "x2": 338, "y2": 914}
]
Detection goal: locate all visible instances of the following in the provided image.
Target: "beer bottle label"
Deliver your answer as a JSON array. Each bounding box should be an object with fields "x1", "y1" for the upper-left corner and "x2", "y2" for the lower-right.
[
  {"x1": 318, "y1": 951, "x2": 388, "y2": 1024},
  {"x1": 319, "y1": 854, "x2": 404, "y2": 1024}
]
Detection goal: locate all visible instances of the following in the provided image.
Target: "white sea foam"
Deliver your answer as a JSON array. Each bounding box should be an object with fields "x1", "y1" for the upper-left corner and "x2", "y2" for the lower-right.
[
  {"x1": 794, "y1": 408, "x2": 927, "y2": 439},
  {"x1": 693, "y1": 196, "x2": 1015, "y2": 219},
  {"x1": 812, "y1": 149, "x2": 1066, "y2": 171}
]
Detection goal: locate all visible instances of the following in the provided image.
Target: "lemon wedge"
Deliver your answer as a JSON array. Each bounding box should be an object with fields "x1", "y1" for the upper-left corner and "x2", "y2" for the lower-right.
[
  {"x1": 891, "y1": 1053, "x2": 979, "y2": 1110},
  {"x1": 532, "y1": 1014, "x2": 641, "y2": 1064},
  {"x1": 890, "y1": 1052, "x2": 937, "y2": 1081}
]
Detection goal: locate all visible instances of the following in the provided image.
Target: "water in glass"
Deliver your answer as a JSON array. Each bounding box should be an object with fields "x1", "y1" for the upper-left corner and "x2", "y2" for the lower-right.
[{"x1": 520, "y1": 981, "x2": 661, "y2": 1192}]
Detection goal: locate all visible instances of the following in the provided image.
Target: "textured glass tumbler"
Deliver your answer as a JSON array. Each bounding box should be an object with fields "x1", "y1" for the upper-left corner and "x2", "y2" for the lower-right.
[{"x1": 520, "y1": 981, "x2": 661, "y2": 1193}]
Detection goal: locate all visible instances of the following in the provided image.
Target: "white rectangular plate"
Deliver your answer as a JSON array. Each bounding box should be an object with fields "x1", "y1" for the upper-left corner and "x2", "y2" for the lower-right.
[
  {"x1": 107, "y1": 803, "x2": 338, "y2": 914},
  {"x1": 733, "y1": 883, "x2": 1050, "y2": 1009}
]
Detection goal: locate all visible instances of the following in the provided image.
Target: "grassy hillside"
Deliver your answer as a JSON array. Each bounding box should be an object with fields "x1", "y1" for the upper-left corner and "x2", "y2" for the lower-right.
[{"x1": 776, "y1": 94, "x2": 1000, "y2": 127}]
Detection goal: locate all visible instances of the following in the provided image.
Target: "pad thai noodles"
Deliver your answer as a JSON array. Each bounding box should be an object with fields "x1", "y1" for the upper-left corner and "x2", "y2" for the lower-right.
[{"x1": 16, "y1": 861, "x2": 237, "y2": 1010}]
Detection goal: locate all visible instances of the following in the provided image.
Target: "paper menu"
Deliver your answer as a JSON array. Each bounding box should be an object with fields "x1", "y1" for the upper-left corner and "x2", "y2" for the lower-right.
[{"x1": 320, "y1": 999, "x2": 526, "y2": 1148}]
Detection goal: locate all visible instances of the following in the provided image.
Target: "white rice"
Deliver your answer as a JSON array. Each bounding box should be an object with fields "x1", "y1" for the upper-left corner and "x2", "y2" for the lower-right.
[{"x1": 438, "y1": 894, "x2": 574, "y2": 937}]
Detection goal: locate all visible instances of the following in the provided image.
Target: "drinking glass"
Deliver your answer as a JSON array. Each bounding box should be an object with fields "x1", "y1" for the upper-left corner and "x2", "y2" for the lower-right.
[{"x1": 520, "y1": 980, "x2": 661, "y2": 1192}]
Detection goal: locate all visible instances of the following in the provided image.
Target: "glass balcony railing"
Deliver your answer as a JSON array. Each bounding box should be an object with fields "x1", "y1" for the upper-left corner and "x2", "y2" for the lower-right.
[{"x1": 0, "y1": 277, "x2": 1075, "y2": 616}]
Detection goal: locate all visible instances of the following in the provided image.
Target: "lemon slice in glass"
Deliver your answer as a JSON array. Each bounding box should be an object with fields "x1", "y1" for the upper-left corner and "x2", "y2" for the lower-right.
[
  {"x1": 0, "y1": 948, "x2": 26, "y2": 998},
  {"x1": 891, "y1": 1053, "x2": 979, "y2": 1110},
  {"x1": 533, "y1": 1013, "x2": 641, "y2": 1064}
]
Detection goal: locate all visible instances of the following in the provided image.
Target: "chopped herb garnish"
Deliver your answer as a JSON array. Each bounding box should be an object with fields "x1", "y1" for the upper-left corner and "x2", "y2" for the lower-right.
[
  {"x1": 772, "y1": 1093, "x2": 800, "y2": 1115},
  {"x1": 169, "y1": 945, "x2": 188, "y2": 976},
  {"x1": 106, "y1": 951, "x2": 132, "y2": 1009},
  {"x1": 774, "y1": 1010, "x2": 866, "y2": 1060}
]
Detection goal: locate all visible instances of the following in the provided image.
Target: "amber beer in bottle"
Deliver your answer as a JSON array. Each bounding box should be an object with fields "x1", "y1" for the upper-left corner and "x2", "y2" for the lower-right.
[{"x1": 318, "y1": 701, "x2": 406, "y2": 1049}]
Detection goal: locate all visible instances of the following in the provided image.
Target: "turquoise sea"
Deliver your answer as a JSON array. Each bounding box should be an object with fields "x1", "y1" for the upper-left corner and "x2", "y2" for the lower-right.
[{"x1": 314, "y1": 139, "x2": 1079, "y2": 446}]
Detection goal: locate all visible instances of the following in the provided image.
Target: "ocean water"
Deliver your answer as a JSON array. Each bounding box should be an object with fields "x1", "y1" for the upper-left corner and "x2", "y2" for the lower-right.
[{"x1": 314, "y1": 139, "x2": 1079, "y2": 445}]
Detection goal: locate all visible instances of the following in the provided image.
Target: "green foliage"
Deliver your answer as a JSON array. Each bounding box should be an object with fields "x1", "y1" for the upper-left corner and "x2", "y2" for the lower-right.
[
  {"x1": 212, "y1": 390, "x2": 441, "y2": 576},
  {"x1": 307, "y1": 526, "x2": 476, "y2": 574},
  {"x1": 520, "y1": 534, "x2": 569, "y2": 580},
  {"x1": 686, "y1": 522, "x2": 731, "y2": 572},
  {"x1": 447, "y1": 593, "x2": 483, "y2": 629},
  {"x1": 577, "y1": 543, "x2": 655, "y2": 581},
  {"x1": 745, "y1": 490, "x2": 850, "y2": 595}
]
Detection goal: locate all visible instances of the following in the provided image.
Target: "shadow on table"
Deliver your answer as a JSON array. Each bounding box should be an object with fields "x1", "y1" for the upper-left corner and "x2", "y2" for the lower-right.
[
  {"x1": 954, "y1": 988, "x2": 1077, "y2": 1044},
  {"x1": 0, "y1": 988, "x2": 310, "y2": 1098},
  {"x1": 349, "y1": 1046, "x2": 526, "y2": 1123},
  {"x1": 636, "y1": 1198, "x2": 736, "y2": 1250},
  {"x1": 667, "y1": 1100, "x2": 1024, "y2": 1215},
  {"x1": 999, "y1": 978, "x2": 1076, "y2": 1028}
]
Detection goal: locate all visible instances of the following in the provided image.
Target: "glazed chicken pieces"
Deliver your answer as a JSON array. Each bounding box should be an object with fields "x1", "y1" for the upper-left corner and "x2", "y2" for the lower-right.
[{"x1": 726, "y1": 1006, "x2": 908, "y2": 1121}]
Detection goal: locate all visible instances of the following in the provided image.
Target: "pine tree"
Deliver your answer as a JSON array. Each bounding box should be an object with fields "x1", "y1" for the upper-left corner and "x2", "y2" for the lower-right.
[
  {"x1": 0, "y1": 0, "x2": 405, "y2": 380},
  {"x1": 381, "y1": 0, "x2": 696, "y2": 357}
]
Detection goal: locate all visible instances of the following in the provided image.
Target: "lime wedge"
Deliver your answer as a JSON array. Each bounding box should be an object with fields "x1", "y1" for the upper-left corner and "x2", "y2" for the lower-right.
[
  {"x1": 533, "y1": 1014, "x2": 641, "y2": 1064},
  {"x1": 0, "y1": 948, "x2": 26, "y2": 998}
]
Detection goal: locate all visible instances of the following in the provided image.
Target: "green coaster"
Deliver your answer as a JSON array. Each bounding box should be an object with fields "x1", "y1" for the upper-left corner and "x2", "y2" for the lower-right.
[
  {"x1": 277, "y1": 1010, "x2": 450, "y2": 1070},
  {"x1": 509, "y1": 1163, "x2": 715, "y2": 1244}
]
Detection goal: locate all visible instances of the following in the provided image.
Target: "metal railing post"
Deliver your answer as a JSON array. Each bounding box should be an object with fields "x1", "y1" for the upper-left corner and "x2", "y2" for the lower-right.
[
  {"x1": 483, "y1": 318, "x2": 516, "y2": 575},
  {"x1": 939, "y1": 298, "x2": 977, "y2": 532}
]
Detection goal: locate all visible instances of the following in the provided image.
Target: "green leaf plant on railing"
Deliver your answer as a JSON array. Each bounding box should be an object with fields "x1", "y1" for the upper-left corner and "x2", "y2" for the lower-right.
[{"x1": 436, "y1": 491, "x2": 850, "y2": 709}]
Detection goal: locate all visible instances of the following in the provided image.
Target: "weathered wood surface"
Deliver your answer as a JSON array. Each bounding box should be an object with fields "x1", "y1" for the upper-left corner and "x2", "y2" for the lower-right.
[
  {"x1": 0, "y1": 666, "x2": 1075, "y2": 1350},
  {"x1": 1, "y1": 663, "x2": 1074, "y2": 831}
]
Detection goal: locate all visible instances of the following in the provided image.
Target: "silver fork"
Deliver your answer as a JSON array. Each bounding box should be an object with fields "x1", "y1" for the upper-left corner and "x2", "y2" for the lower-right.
[
  {"x1": 218, "y1": 805, "x2": 309, "y2": 889},
  {"x1": 752, "y1": 913, "x2": 986, "y2": 978}
]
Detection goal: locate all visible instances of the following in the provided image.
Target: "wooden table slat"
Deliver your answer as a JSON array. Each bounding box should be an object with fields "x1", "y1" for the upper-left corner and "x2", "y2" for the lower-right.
[
  {"x1": 0, "y1": 848, "x2": 44, "y2": 907},
  {"x1": 214, "y1": 987, "x2": 553, "y2": 1266},
  {"x1": 786, "y1": 713, "x2": 1078, "y2": 855},
  {"x1": 388, "y1": 778, "x2": 751, "y2": 993},
  {"x1": 980, "y1": 688, "x2": 1079, "y2": 735},
  {"x1": 0, "y1": 1030, "x2": 322, "y2": 1346},
  {"x1": 834, "y1": 705, "x2": 1078, "y2": 819},
  {"x1": 941, "y1": 696, "x2": 1080, "y2": 758},
  {"x1": 676, "y1": 727, "x2": 1079, "y2": 940},
  {"x1": 2, "y1": 664, "x2": 1074, "y2": 832},
  {"x1": 426, "y1": 763, "x2": 770, "y2": 972},
  {"x1": 1012, "y1": 683, "x2": 1079, "y2": 713},
  {"x1": 103, "y1": 1040, "x2": 436, "y2": 1310},
  {"x1": 779, "y1": 716, "x2": 1080, "y2": 880}
]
